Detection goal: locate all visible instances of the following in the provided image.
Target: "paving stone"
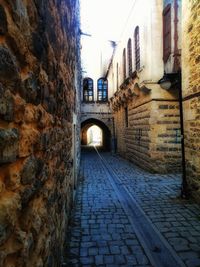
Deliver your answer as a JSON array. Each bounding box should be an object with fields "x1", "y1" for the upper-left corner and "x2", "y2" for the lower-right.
[
  {"x1": 104, "y1": 255, "x2": 114, "y2": 264},
  {"x1": 110, "y1": 245, "x2": 120, "y2": 254},
  {"x1": 64, "y1": 150, "x2": 200, "y2": 267},
  {"x1": 99, "y1": 246, "x2": 110, "y2": 255},
  {"x1": 88, "y1": 247, "x2": 98, "y2": 256},
  {"x1": 80, "y1": 256, "x2": 94, "y2": 265},
  {"x1": 114, "y1": 255, "x2": 126, "y2": 264},
  {"x1": 95, "y1": 255, "x2": 104, "y2": 265},
  {"x1": 185, "y1": 258, "x2": 200, "y2": 267}
]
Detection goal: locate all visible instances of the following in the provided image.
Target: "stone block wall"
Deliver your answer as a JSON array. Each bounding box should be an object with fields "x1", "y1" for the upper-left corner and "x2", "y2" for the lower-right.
[
  {"x1": 114, "y1": 97, "x2": 182, "y2": 173},
  {"x1": 182, "y1": 0, "x2": 200, "y2": 202},
  {"x1": 0, "y1": 0, "x2": 80, "y2": 266},
  {"x1": 150, "y1": 100, "x2": 182, "y2": 173}
]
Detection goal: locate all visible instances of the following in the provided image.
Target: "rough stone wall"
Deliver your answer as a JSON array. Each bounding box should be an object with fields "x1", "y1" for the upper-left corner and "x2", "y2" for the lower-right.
[
  {"x1": 0, "y1": 0, "x2": 80, "y2": 266},
  {"x1": 182, "y1": 0, "x2": 200, "y2": 202}
]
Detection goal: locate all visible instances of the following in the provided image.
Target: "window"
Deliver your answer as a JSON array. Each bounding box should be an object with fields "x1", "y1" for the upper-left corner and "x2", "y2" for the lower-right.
[
  {"x1": 134, "y1": 26, "x2": 140, "y2": 71},
  {"x1": 116, "y1": 63, "x2": 119, "y2": 90},
  {"x1": 83, "y1": 78, "x2": 93, "y2": 102},
  {"x1": 125, "y1": 107, "x2": 128, "y2": 127},
  {"x1": 97, "y1": 78, "x2": 108, "y2": 102},
  {"x1": 163, "y1": 4, "x2": 171, "y2": 62},
  {"x1": 127, "y1": 38, "x2": 132, "y2": 76},
  {"x1": 123, "y1": 48, "x2": 126, "y2": 80}
]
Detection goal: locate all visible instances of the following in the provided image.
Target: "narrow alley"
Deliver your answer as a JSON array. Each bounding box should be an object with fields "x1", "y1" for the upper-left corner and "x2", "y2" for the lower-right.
[
  {"x1": 0, "y1": 0, "x2": 199, "y2": 266},
  {"x1": 63, "y1": 148, "x2": 200, "y2": 267}
]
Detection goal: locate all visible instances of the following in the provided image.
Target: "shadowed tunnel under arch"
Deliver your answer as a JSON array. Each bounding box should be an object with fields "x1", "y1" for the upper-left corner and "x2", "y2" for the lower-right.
[{"x1": 81, "y1": 118, "x2": 111, "y2": 151}]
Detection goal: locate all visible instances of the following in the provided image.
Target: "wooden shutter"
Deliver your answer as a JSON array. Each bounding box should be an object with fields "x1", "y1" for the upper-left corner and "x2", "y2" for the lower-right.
[{"x1": 163, "y1": 4, "x2": 171, "y2": 62}]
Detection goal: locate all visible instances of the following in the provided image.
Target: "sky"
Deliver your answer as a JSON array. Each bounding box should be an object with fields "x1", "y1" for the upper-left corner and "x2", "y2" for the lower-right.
[
  {"x1": 80, "y1": 0, "x2": 135, "y2": 41},
  {"x1": 80, "y1": 0, "x2": 135, "y2": 77}
]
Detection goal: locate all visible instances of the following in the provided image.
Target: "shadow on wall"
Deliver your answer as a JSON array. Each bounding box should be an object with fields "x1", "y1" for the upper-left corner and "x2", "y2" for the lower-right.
[{"x1": 81, "y1": 118, "x2": 111, "y2": 151}]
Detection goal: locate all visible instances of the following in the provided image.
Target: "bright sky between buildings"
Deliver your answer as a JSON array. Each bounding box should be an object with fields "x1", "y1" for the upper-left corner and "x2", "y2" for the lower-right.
[{"x1": 80, "y1": 0, "x2": 135, "y2": 77}]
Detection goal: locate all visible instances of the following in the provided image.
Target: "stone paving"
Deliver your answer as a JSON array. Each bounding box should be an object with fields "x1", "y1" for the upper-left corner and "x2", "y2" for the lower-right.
[{"x1": 63, "y1": 149, "x2": 200, "y2": 267}]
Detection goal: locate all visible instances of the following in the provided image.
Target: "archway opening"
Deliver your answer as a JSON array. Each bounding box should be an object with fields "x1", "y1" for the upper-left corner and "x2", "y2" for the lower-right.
[
  {"x1": 87, "y1": 125, "x2": 102, "y2": 146},
  {"x1": 81, "y1": 118, "x2": 111, "y2": 151}
]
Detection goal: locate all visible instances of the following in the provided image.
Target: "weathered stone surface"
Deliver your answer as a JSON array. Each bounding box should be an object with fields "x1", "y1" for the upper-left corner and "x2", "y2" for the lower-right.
[
  {"x1": 0, "y1": 223, "x2": 12, "y2": 246},
  {"x1": 0, "y1": 85, "x2": 14, "y2": 121},
  {"x1": 21, "y1": 156, "x2": 38, "y2": 185},
  {"x1": 0, "y1": 5, "x2": 7, "y2": 35},
  {"x1": 182, "y1": 0, "x2": 200, "y2": 202},
  {"x1": 0, "y1": 0, "x2": 81, "y2": 266},
  {"x1": 0, "y1": 128, "x2": 19, "y2": 164},
  {"x1": 0, "y1": 46, "x2": 19, "y2": 82}
]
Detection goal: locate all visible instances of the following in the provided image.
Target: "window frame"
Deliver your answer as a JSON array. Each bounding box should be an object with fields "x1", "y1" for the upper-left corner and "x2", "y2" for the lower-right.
[
  {"x1": 123, "y1": 48, "x2": 126, "y2": 81},
  {"x1": 97, "y1": 78, "x2": 108, "y2": 102},
  {"x1": 83, "y1": 78, "x2": 94, "y2": 102},
  {"x1": 134, "y1": 26, "x2": 140, "y2": 71},
  {"x1": 163, "y1": 4, "x2": 171, "y2": 62},
  {"x1": 127, "y1": 38, "x2": 133, "y2": 77},
  {"x1": 116, "y1": 63, "x2": 119, "y2": 91},
  {"x1": 125, "y1": 107, "x2": 128, "y2": 127}
]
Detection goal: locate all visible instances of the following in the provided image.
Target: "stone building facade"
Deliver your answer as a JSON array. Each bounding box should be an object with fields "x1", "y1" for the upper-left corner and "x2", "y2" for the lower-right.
[
  {"x1": 0, "y1": 1, "x2": 81, "y2": 266},
  {"x1": 80, "y1": 37, "x2": 114, "y2": 150},
  {"x1": 108, "y1": 0, "x2": 182, "y2": 173},
  {"x1": 182, "y1": 0, "x2": 200, "y2": 202}
]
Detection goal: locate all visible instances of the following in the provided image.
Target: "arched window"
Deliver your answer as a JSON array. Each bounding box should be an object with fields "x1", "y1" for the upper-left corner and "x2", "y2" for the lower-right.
[
  {"x1": 127, "y1": 38, "x2": 132, "y2": 76},
  {"x1": 123, "y1": 48, "x2": 126, "y2": 80},
  {"x1": 116, "y1": 63, "x2": 119, "y2": 90},
  {"x1": 97, "y1": 78, "x2": 108, "y2": 102},
  {"x1": 134, "y1": 26, "x2": 140, "y2": 71},
  {"x1": 83, "y1": 78, "x2": 93, "y2": 102},
  {"x1": 163, "y1": 4, "x2": 171, "y2": 62}
]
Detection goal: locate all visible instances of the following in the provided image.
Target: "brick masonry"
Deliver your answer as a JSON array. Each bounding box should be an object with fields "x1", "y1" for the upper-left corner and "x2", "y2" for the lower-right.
[
  {"x1": 0, "y1": 1, "x2": 81, "y2": 266},
  {"x1": 113, "y1": 89, "x2": 182, "y2": 173},
  {"x1": 182, "y1": 0, "x2": 200, "y2": 202}
]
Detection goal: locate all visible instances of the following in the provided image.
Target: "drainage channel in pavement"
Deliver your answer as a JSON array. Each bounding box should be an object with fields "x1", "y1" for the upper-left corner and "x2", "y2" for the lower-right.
[{"x1": 95, "y1": 147, "x2": 186, "y2": 267}]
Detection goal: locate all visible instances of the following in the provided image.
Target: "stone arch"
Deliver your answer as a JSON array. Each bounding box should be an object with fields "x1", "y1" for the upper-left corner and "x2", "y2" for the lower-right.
[{"x1": 81, "y1": 118, "x2": 111, "y2": 151}]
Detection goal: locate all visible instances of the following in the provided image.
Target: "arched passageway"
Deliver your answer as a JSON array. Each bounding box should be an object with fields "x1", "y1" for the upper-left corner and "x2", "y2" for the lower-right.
[
  {"x1": 87, "y1": 125, "x2": 103, "y2": 146},
  {"x1": 81, "y1": 119, "x2": 111, "y2": 151}
]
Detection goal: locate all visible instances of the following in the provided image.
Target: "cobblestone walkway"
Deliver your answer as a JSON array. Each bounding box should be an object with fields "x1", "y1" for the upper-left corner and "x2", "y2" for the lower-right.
[{"x1": 63, "y1": 149, "x2": 200, "y2": 267}]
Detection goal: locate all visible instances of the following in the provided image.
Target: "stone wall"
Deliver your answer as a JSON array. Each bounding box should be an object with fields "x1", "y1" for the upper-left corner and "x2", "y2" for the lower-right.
[
  {"x1": 112, "y1": 80, "x2": 182, "y2": 173},
  {"x1": 182, "y1": 0, "x2": 200, "y2": 202},
  {"x1": 0, "y1": 0, "x2": 80, "y2": 266}
]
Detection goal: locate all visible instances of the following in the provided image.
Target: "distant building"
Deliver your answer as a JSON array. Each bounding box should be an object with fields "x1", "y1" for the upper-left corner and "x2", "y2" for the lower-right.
[{"x1": 80, "y1": 36, "x2": 114, "y2": 150}]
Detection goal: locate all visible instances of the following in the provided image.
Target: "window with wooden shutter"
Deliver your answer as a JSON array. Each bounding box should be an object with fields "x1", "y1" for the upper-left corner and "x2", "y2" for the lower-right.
[
  {"x1": 116, "y1": 63, "x2": 119, "y2": 90},
  {"x1": 123, "y1": 48, "x2": 126, "y2": 81},
  {"x1": 127, "y1": 38, "x2": 132, "y2": 76},
  {"x1": 163, "y1": 4, "x2": 171, "y2": 62},
  {"x1": 134, "y1": 26, "x2": 140, "y2": 71}
]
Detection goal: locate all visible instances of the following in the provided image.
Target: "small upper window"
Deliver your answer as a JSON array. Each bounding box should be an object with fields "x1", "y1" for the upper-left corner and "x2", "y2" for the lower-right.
[
  {"x1": 163, "y1": 4, "x2": 171, "y2": 62},
  {"x1": 83, "y1": 78, "x2": 93, "y2": 102},
  {"x1": 127, "y1": 38, "x2": 132, "y2": 76},
  {"x1": 116, "y1": 63, "x2": 119, "y2": 90},
  {"x1": 125, "y1": 107, "x2": 128, "y2": 127},
  {"x1": 123, "y1": 48, "x2": 126, "y2": 80},
  {"x1": 97, "y1": 78, "x2": 108, "y2": 102},
  {"x1": 134, "y1": 26, "x2": 140, "y2": 71}
]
